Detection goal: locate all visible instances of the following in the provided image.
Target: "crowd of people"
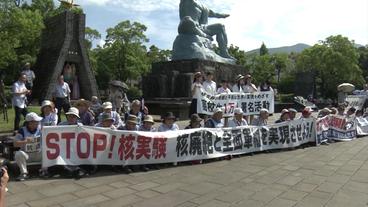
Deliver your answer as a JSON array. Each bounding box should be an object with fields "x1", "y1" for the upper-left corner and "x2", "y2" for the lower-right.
[{"x1": 8, "y1": 68, "x2": 367, "y2": 182}]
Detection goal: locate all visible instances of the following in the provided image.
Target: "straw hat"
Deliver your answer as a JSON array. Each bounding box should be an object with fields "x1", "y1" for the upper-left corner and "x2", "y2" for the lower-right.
[
  {"x1": 41, "y1": 100, "x2": 53, "y2": 110},
  {"x1": 101, "y1": 112, "x2": 114, "y2": 122},
  {"x1": 281, "y1": 109, "x2": 289, "y2": 115},
  {"x1": 260, "y1": 108, "x2": 269, "y2": 113},
  {"x1": 143, "y1": 115, "x2": 155, "y2": 124},
  {"x1": 65, "y1": 107, "x2": 80, "y2": 118},
  {"x1": 126, "y1": 115, "x2": 138, "y2": 125},
  {"x1": 102, "y1": 102, "x2": 113, "y2": 109},
  {"x1": 235, "y1": 74, "x2": 245, "y2": 82}
]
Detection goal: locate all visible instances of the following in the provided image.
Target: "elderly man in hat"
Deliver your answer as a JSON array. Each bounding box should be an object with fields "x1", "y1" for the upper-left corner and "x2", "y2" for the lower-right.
[
  {"x1": 76, "y1": 99, "x2": 95, "y2": 126},
  {"x1": 185, "y1": 114, "x2": 203, "y2": 129},
  {"x1": 14, "y1": 112, "x2": 42, "y2": 181},
  {"x1": 228, "y1": 108, "x2": 247, "y2": 127},
  {"x1": 275, "y1": 109, "x2": 290, "y2": 123},
  {"x1": 124, "y1": 99, "x2": 144, "y2": 126},
  {"x1": 139, "y1": 115, "x2": 156, "y2": 132},
  {"x1": 40, "y1": 100, "x2": 58, "y2": 127},
  {"x1": 95, "y1": 112, "x2": 116, "y2": 129},
  {"x1": 205, "y1": 107, "x2": 224, "y2": 128},
  {"x1": 288, "y1": 108, "x2": 297, "y2": 121},
  {"x1": 158, "y1": 112, "x2": 180, "y2": 132},
  {"x1": 58, "y1": 107, "x2": 82, "y2": 126},
  {"x1": 98, "y1": 102, "x2": 123, "y2": 128},
  {"x1": 251, "y1": 108, "x2": 269, "y2": 126},
  {"x1": 118, "y1": 115, "x2": 139, "y2": 131},
  {"x1": 232, "y1": 74, "x2": 245, "y2": 93}
]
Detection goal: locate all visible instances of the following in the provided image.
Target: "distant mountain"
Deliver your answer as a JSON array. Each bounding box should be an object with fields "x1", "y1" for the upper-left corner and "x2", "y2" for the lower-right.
[{"x1": 246, "y1": 43, "x2": 311, "y2": 55}]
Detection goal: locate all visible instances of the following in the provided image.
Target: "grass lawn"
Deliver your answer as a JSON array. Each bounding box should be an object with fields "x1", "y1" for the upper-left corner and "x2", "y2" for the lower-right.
[{"x1": 0, "y1": 106, "x2": 42, "y2": 133}]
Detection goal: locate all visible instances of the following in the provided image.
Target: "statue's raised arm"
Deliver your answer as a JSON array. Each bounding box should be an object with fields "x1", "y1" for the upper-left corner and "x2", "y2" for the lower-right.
[{"x1": 173, "y1": 0, "x2": 236, "y2": 64}]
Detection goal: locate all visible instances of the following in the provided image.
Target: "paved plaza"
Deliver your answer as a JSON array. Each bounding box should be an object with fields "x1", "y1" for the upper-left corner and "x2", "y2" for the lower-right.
[{"x1": 6, "y1": 134, "x2": 368, "y2": 207}]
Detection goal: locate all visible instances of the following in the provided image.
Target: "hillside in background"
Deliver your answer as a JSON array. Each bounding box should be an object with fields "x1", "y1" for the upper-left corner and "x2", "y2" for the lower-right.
[{"x1": 246, "y1": 43, "x2": 311, "y2": 54}]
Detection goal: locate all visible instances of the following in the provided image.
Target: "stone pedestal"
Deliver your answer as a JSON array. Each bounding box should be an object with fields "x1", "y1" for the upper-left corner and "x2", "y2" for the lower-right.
[{"x1": 142, "y1": 59, "x2": 247, "y2": 119}]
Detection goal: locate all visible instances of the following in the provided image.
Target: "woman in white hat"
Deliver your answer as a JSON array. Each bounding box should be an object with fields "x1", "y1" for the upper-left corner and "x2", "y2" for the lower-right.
[
  {"x1": 139, "y1": 115, "x2": 156, "y2": 132},
  {"x1": 40, "y1": 100, "x2": 58, "y2": 127},
  {"x1": 14, "y1": 112, "x2": 42, "y2": 181},
  {"x1": 232, "y1": 74, "x2": 245, "y2": 93},
  {"x1": 58, "y1": 107, "x2": 81, "y2": 126}
]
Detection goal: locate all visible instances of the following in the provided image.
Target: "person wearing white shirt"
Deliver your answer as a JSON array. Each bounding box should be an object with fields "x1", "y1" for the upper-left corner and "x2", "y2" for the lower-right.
[
  {"x1": 243, "y1": 74, "x2": 258, "y2": 93},
  {"x1": 232, "y1": 74, "x2": 245, "y2": 93},
  {"x1": 190, "y1": 72, "x2": 203, "y2": 115},
  {"x1": 53, "y1": 75, "x2": 71, "y2": 123},
  {"x1": 12, "y1": 73, "x2": 30, "y2": 131},
  {"x1": 40, "y1": 100, "x2": 58, "y2": 127},
  {"x1": 228, "y1": 108, "x2": 248, "y2": 127},
  {"x1": 217, "y1": 80, "x2": 231, "y2": 94},
  {"x1": 202, "y1": 71, "x2": 217, "y2": 96}
]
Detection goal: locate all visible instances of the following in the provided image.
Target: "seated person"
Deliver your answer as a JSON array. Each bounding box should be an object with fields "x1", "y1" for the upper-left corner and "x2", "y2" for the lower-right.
[
  {"x1": 124, "y1": 100, "x2": 144, "y2": 126},
  {"x1": 228, "y1": 108, "x2": 247, "y2": 127},
  {"x1": 14, "y1": 112, "x2": 42, "y2": 181},
  {"x1": 139, "y1": 115, "x2": 156, "y2": 132},
  {"x1": 95, "y1": 112, "x2": 116, "y2": 130},
  {"x1": 98, "y1": 102, "x2": 123, "y2": 128},
  {"x1": 76, "y1": 99, "x2": 95, "y2": 126},
  {"x1": 275, "y1": 109, "x2": 290, "y2": 123},
  {"x1": 251, "y1": 108, "x2": 269, "y2": 126},
  {"x1": 40, "y1": 100, "x2": 58, "y2": 127},
  {"x1": 118, "y1": 115, "x2": 139, "y2": 131},
  {"x1": 288, "y1": 108, "x2": 297, "y2": 120},
  {"x1": 205, "y1": 108, "x2": 224, "y2": 128},
  {"x1": 185, "y1": 114, "x2": 202, "y2": 129},
  {"x1": 157, "y1": 112, "x2": 180, "y2": 132},
  {"x1": 58, "y1": 107, "x2": 82, "y2": 126}
]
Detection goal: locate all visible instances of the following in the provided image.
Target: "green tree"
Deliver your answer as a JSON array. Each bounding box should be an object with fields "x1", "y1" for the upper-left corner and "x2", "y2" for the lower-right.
[
  {"x1": 85, "y1": 27, "x2": 101, "y2": 50},
  {"x1": 147, "y1": 45, "x2": 171, "y2": 63},
  {"x1": 102, "y1": 20, "x2": 150, "y2": 81},
  {"x1": 259, "y1": 42, "x2": 269, "y2": 56},
  {"x1": 358, "y1": 46, "x2": 368, "y2": 80},
  {"x1": 297, "y1": 35, "x2": 364, "y2": 98}
]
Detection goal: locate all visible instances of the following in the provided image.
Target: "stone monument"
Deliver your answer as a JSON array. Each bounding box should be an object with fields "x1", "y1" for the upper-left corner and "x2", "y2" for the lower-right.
[
  {"x1": 33, "y1": 10, "x2": 99, "y2": 101},
  {"x1": 143, "y1": 0, "x2": 247, "y2": 119}
]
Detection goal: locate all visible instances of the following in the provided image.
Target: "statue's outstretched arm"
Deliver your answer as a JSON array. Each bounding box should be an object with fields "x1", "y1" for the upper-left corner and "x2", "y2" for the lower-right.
[{"x1": 208, "y1": 10, "x2": 230, "y2": 18}]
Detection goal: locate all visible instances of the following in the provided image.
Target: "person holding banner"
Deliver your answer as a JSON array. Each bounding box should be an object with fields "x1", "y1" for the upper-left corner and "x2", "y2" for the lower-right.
[
  {"x1": 185, "y1": 114, "x2": 203, "y2": 129},
  {"x1": 205, "y1": 107, "x2": 224, "y2": 128},
  {"x1": 190, "y1": 72, "x2": 203, "y2": 115},
  {"x1": 158, "y1": 112, "x2": 180, "y2": 132},
  {"x1": 139, "y1": 115, "x2": 156, "y2": 132},
  {"x1": 217, "y1": 80, "x2": 231, "y2": 94},
  {"x1": 228, "y1": 108, "x2": 247, "y2": 127},
  {"x1": 251, "y1": 108, "x2": 269, "y2": 126},
  {"x1": 98, "y1": 102, "x2": 123, "y2": 128},
  {"x1": 202, "y1": 71, "x2": 217, "y2": 96},
  {"x1": 95, "y1": 112, "x2": 116, "y2": 129},
  {"x1": 243, "y1": 74, "x2": 258, "y2": 93},
  {"x1": 76, "y1": 99, "x2": 95, "y2": 126},
  {"x1": 288, "y1": 108, "x2": 297, "y2": 120},
  {"x1": 232, "y1": 74, "x2": 245, "y2": 93},
  {"x1": 59, "y1": 107, "x2": 81, "y2": 126},
  {"x1": 40, "y1": 100, "x2": 58, "y2": 127},
  {"x1": 275, "y1": 109, "x2": 289, "y2": 123},
  {"x1": 14, "y1": 112, "x2": 42, "y2": 181},
  {"x1": 301, "y1": 107, "x2": 313, "y2": 119}
]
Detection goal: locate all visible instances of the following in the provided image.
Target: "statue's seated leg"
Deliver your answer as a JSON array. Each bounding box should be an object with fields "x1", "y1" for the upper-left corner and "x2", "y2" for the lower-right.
[
  {"x1": 178, "y1": 16, "x2": 210, "y2": 39},
  {"x1": 204, "y1": 24, "x2": 235, "y2": 60}
]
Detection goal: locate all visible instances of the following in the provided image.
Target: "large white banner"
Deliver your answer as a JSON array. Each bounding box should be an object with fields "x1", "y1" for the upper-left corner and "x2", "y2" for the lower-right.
[
  {"x1": 42, "y1": 119, "x2": 315, "y2": 168},
  {"x1": 197, "y1": 91, "x2": 274, "y2": 116},
  {"x1": 345, "y1": 95, "x2": 366, "y2": 110},
  {"x1": 356, "y1": 117, "x2": 368, "y2": 136},
  {"x1": 316, "y1": 115, "x2": 357, "y2": 144}
]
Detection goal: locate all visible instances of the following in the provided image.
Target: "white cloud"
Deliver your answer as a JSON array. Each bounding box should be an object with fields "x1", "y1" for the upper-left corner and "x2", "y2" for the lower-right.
[{"x1": 81, "y1": 0, "x2": 368, "y2": 51}]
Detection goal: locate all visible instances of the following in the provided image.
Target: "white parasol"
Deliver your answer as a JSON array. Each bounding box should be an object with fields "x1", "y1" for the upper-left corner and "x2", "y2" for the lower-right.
[{"x1": 337, "y1": 83, "x2": 355, "y2": 93}]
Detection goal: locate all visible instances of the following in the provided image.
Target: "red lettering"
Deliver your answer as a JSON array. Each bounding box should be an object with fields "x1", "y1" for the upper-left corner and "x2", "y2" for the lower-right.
[
  {"x1": 93, "y1": 134, "x2": 107, "y2": 158},
  {"x1": 136, "y1": 136, "x2": 151, "y2": 160},
  {"x1": 61, "y1": 133, "x2": 75, "y2": 159},
  {"x1": 46, "y1": 133, "x2": 60, "y2": 159},
  {"x1": 77, "y1": 133, "x2": 90, "y2": 159},
  {"x1": 118, "y1": 134, "x2": 135, "y2": 160}
]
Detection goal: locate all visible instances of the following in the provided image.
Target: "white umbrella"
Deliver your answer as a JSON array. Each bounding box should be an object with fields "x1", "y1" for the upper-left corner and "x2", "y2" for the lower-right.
[{"x1": 337, "y1": 83, "x2": 355, "y2": 93}]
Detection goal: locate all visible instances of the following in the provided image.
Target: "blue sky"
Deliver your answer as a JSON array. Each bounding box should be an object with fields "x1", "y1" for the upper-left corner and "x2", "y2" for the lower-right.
[{"x1": 68, "y1": 0, "x2": 367, "y2": 51}]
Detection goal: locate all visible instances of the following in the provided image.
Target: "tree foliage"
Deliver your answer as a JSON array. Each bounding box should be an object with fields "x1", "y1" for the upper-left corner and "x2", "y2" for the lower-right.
[{"x1": 259, "y1": 42, "x2": 269, "y2": 56}]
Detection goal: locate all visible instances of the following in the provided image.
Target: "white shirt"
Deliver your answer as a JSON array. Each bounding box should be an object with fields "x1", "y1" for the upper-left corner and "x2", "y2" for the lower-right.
[
  {"x1": 243, "y1": 84, "x2": 257, "y2": 93},
  {"x1": 54, "y1": 82, "x2": 71, "y2": 98},
  {"x1": 157, "y1": 123, "x2": 180, "y2": 132},
  {"x1": 12, "y1": 80, "x2": 27, "y2": 108},
  {"x1": 41, "y1": 110, "x2": 58, "y2": 127},
  {"x1": 191, "y1": 82, "x2": 203, "y2": 98},
  {"x1": 232, "y1": 84, "x2": 244, "y2": 93},
  {"x1": 228, "y1": 118, "x2": 248, "y2": 128},
  {"x1": 202, "y1": 80, "x2": 217, "y2": 96},
  {"x1": 217, "y1": 87, "x2": 231, "y2": 94}
]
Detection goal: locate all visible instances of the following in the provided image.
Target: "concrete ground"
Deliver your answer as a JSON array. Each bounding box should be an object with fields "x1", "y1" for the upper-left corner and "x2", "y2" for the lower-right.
[{"x1": 6, "y1": 133, "x2": 368, "y2": 207}]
